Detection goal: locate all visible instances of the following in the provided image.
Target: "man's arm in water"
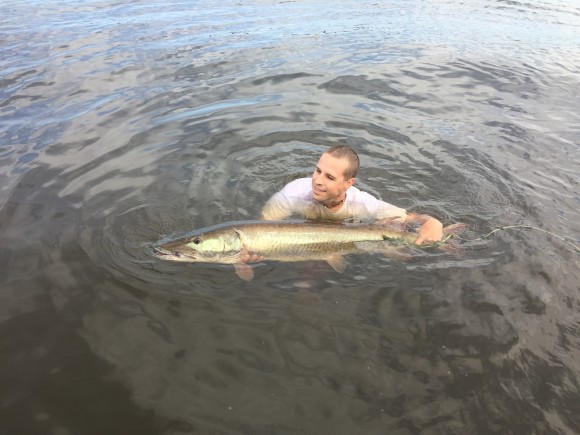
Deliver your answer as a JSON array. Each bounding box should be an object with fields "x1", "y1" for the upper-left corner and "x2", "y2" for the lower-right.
[
  {"x1": 404, "y1": 213, "x2": 443, "y2": 245},
  {"x1": 240, "y1": 206, "x2": 273, "y2": 263}
]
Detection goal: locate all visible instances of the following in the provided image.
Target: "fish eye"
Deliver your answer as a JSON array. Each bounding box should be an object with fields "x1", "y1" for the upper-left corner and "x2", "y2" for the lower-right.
[{"x1": 193, "y1": 237, "x2": 201, "y2": 245}]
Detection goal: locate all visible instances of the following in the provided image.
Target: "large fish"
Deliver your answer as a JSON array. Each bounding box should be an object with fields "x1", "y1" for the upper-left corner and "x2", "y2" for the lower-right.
[{"x1": 153, "y1": 220, "x2": 464, "y2": 281}]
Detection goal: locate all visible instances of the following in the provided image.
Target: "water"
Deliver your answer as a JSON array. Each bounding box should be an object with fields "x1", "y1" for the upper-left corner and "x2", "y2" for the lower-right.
[{"x1": 1, "y1": 0, "x2": 579, "y2": 433}]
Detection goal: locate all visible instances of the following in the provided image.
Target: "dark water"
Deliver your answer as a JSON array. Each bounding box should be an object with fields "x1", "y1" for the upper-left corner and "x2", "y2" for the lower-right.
[{"x1": 1, "y1": 0, "x2": 580, "y2": 433}]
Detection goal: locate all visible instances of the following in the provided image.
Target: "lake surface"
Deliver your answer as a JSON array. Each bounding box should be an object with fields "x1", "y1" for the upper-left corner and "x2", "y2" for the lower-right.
[{"x1": 1, "y1": 0, "x2": 580, "y2": 433}]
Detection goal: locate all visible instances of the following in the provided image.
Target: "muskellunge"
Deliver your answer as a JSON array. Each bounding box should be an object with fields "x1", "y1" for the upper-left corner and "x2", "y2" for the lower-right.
[{"x1": 153, "y1": 220, "x2": 464, "y2": 280}]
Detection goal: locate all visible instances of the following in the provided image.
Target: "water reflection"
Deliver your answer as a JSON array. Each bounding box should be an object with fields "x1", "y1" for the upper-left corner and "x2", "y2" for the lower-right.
[{"x1": 1, "y1": 0, "x2": 580, "y2": 433}]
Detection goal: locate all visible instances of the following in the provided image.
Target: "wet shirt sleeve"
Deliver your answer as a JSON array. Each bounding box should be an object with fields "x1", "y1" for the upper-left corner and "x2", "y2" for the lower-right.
[
  {"x1": 261, "y1": 178, "x2": 312, "y2": 220},
  {"x1": 374, "y1": 200, "x2": 407, "y2": 221},
  {"x1": 356, "y1": 190, "x2": 407, "y2": 222},
  {"x1": 261, "y1": 191, "x2": 294, "y2": 220}
]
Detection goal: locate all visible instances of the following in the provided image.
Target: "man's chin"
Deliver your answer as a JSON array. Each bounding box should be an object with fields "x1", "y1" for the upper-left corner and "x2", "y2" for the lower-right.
[
  {"x1": 312, "y1": 186, "x2": 325, "y2": 198},
  {"x1": 312, "y1": 193, "x2": 329, "y2": 205},
  {"x1": 312, "y1": 192, "x2": 326, "y2": 202}
]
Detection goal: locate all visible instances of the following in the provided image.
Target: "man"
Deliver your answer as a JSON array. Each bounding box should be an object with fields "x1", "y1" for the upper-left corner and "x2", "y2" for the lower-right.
[{"x1": 261, "y1": 145, "x2": 443, "y2": 244}]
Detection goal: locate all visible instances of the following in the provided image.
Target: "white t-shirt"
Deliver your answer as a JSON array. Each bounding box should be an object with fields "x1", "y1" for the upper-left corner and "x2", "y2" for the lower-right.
[{"x1": 261, "y1": 178, "x2": 407, "y2": 223}]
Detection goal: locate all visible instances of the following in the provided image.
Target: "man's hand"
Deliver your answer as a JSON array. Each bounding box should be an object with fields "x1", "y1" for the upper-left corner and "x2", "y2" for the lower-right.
[
  {"x1": 415, "y1": 218, "x2": 443, "y2": 245},
  {"x1": 240, "y1": 249, "x2": 264, "y2": 263},
  {"x1": 404, "y1": 213, "x2": 443, "y2": 245}
]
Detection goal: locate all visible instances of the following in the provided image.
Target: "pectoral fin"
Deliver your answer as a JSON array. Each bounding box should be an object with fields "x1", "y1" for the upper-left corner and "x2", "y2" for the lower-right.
[
  {"x1": 326, "y1": 255, "x2": 347, "y2": 273},
  {"x1": 234, "y1": 263, "x2": 254, "y2": 281},
  {"x1": 381, "y1": 248, "x2": 413, "y2": 262}
]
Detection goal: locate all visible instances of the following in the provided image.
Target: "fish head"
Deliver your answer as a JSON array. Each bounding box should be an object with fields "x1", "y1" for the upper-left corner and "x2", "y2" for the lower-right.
[{"x1": 153, "y1": 228, "x2": 242, "y2": 264}]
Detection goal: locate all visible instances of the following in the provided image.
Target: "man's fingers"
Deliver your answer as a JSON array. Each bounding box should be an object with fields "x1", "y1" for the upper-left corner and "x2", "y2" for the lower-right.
[
  {"x1": 415, "y1": 235, "x2": 441, "y2": 245},
  {"x1": 241, "y1": 250, "x2": 264, "y2": 263}
]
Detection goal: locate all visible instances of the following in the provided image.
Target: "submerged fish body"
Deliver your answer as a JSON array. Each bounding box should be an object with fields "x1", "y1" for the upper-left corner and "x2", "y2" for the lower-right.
[{"x1": 153, "y1": 220, "x2": 459, "y2": 281}]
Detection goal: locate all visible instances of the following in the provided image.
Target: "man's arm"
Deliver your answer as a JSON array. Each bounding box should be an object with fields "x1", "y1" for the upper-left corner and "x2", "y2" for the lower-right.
[
  {"x1": 260, "y1": 192, "x2": 293, "y2": 220},
  {"x1": 404, "y1": 213, "x2": 443, "y2": 245},
  {"x1": 242, "y1": 191, "x2": 292, "y2": 263}
]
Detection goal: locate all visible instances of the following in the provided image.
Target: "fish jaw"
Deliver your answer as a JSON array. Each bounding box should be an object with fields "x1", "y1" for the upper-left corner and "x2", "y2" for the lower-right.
[
  {"x1": 152, "y1": 246, "x2": 198, "y2": 262},
  {"x1": 153, "y1": 228, "x2": 244, "y2": 264},
  {"x1": 153, "y1": 244, "x2": 244, "y2": 264}
]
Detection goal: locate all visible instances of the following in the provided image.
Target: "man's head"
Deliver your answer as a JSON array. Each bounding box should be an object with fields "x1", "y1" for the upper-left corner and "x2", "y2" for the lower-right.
[
  {"x1": 324, "y1": 145, "x2": 360, "y2": 179},
  {"x1": 311, "y1": 145, "x2": 360, "y2": 207}
]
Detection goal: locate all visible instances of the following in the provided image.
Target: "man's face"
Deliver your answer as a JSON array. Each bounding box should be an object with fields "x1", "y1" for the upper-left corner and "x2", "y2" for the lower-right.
[{"x1": 311, "y1": 153, "x2": 355, "y2": 205}]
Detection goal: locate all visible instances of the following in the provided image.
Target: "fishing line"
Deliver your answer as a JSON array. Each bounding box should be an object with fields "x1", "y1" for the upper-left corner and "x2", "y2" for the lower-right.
[{"x1": 443, "y1": 224, "x2": 580, "y2": 253}]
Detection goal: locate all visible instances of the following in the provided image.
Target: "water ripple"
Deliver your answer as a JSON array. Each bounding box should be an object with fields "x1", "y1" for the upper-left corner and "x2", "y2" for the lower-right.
[{"x1": 1, "y1": 1, "x2": 580, "y2": 434}]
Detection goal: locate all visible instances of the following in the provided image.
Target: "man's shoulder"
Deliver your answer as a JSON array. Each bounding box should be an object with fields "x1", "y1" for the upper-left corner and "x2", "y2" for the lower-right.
[
  {"x1": 346, "y1": 185, "x2": 378, "y2": 204},
  {"x1": 280, "y1": 177, "x2": 312, "y2": 197},
  {"x1": 346, "y1": 185, "x2": 407, "y2": 220}
]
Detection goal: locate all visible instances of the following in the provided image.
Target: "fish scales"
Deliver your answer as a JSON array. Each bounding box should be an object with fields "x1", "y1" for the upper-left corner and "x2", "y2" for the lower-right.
[{"x1": 235, "y1": 222, "x2": 401, "y2": 258}]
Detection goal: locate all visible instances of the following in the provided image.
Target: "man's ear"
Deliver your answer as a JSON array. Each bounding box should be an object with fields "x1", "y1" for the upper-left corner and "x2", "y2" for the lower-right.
[{"x1": 345, "y1": 177, "x2": 355, "y2": 189}]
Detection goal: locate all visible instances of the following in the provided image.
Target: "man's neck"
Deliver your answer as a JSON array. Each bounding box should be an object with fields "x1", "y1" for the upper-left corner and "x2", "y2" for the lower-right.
[{"x1": 324, "y1": 192, "x2": 347, "y2": 211}]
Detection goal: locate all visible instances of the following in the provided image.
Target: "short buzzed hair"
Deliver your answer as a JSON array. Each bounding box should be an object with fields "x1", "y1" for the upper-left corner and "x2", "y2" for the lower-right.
[{"x1": 324, "y1": 145, "x2": 360, "y2": 180}]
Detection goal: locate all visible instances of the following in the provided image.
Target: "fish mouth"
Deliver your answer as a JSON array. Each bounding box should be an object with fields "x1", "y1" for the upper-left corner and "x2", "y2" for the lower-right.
[
  {"x1": 152, "y1": 247, "x2": 172, "y2": 257},
  {"x1": 152, "y1": 246, "x2": 196, "y2": 261}
]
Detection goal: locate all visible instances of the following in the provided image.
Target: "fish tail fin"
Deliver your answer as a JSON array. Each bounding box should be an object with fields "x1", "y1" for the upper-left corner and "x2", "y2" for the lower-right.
[
  {"x1": 435, "y1": 224, "x2": 467, "y2": 256},
  {"x1": 442, "y1": 241, "x2": 461, "y2": 255}
]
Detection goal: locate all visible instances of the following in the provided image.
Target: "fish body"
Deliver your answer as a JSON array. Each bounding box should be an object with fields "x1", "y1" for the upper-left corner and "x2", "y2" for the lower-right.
[{"x1": 153, "y1": 220, "x2": 461, "y2": 280}]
